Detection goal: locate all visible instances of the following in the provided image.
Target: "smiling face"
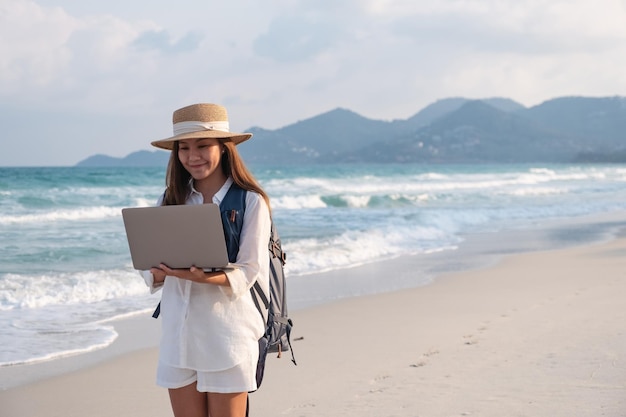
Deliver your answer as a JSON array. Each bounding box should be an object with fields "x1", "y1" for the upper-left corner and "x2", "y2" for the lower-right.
[{"x1": 177, "y1": 137, "x2": 224, "y2": 182}]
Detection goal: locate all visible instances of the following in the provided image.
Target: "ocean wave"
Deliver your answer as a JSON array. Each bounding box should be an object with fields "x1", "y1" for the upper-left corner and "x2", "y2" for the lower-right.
[
  {"x1": 266, "y1": 167, "x2": 614, "y2": 199},
  {"x1": 272, "y1": 194, "x2": 327, "y2": 210},
  {"x1": 273, "y1": 193, "x2": 430, "y2": 210},
  {"x1": 505, "y1": 187, "x2": 567, "y2": 197},
  {"x1": 0, "y1": 269, "x2": 147, "y2": 310},
  {"x1": 284, "y1": 223, "x2": 461, "y2": 276},
  {"x1": 415, "y1": 172, "x2": 449, "y2": 180},
  {"x1": 4, "y1": 163, "x2": 626, "y2": 369},
  {"x1": 0, "y1": 206, "x2": 123, "y2": 225},
  {"x1": 133, "y1": 197, "x2": 154, "y2": 207}
]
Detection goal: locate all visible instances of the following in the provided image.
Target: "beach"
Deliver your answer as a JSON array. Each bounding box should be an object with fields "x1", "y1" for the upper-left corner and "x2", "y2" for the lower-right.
[{"x1": 2, "y1": 228, "x2": 625, "y2": 416}]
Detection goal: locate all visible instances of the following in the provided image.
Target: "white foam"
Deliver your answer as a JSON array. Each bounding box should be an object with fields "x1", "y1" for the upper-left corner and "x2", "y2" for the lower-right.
[
  {"x1": 272, "y1": 195, "x2": 327, "y2": 209},
  {"x1": 505, "y1": 187, "x2": 566, "y2": 197},
  {"x1": 133, "y1": 197, "x2": 153, "y2": 207},
  {"x1": 0, "y1": 269, "x2": 147, "y2": 310},
  {"x1": 341, "y1": 195, "x2": 371, "y2": 208},
  {"x1": 284, "y1": 224, "x2": 460, "y2": 277},
  {"x1": 0, "y1": 206, "x2": 122, "y2": 225}
]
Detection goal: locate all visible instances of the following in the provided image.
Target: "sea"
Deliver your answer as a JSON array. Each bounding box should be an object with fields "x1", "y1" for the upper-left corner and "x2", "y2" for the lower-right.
[{"x1": 2, "y1": 163, "x2": 626, "y2": 368}]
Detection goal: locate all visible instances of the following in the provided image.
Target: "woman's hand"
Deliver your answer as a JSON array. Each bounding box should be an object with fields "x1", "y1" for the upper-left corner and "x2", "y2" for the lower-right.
[
  {"x1": 150, "y1": 267, "x2": 167, "y2": 285},
  {"x1": 157, "y1": 264, "x2": 206, "y2": 282},
  {"x1": 155, "y1": 263, "x2": 230, "y2": 286}
]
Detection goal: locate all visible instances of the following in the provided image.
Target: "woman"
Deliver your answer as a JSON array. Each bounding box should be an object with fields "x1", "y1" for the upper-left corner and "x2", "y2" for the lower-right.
[{"x1": 142, "y1": 103, "x2": 271, "y2": 417}]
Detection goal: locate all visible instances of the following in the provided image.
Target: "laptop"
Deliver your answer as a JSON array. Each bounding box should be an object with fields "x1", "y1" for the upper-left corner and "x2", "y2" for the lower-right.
[{"x1": 121, "y1": 204, "x2": 231, "y2": 270}]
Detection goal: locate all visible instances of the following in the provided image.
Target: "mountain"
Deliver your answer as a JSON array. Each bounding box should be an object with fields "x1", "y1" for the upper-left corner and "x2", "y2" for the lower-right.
[
  {"x1": 519, "y1": 96, "x2": 626, "y2": 151},
  {"x1": 76, "y1": 150, "x2": 169, "y2": 167},
  {"x1": 400, "y1": 97, "x2": 525, "y2": 131},
  {"x1": 238, "y1": 98, "x2": 527, "y2": 164},
  {"x1": 76, "y1": 95, "x2": 626, "y2": 166},
  {"x1": 239, "y1": 108, "x2": 393, "y2": 163},
  {"x1": 322, "y1": 96, "x2": 625, "y2": 163},
  {"x1": 331, "y1": 101, "x2": 575, "y2": 163}
]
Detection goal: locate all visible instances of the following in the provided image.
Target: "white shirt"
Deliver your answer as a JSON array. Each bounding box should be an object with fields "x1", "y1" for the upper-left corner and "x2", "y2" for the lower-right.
[{"x1": 142, "y1": 177, "x2": 271, "y2": 371}]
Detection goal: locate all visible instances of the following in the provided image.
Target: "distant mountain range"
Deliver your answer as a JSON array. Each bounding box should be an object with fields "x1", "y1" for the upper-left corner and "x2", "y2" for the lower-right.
[
  {"x1": 75, "y1": 95, "x2": 626, "y2": 166},
  {"x1": 76, "y1": 150, "x2": 170, "y2": 167}
]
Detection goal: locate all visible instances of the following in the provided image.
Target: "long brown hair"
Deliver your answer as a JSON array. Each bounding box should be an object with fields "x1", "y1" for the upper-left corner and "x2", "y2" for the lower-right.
[{"x1": 162, "y1": 140, "x2": 270, "y2": 210}]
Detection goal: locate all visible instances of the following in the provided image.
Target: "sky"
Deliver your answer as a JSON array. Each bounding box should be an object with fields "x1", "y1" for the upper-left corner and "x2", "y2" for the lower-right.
[{"x1": 1, "y1": 0, "x2": 626, "y2": 166}]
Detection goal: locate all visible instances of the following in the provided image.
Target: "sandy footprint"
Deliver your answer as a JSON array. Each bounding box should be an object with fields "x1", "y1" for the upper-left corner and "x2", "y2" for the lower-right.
[
  {"x1": 410, "y1": 347, "x2": 440, "y2": 367},
  {"x1": 280, "y1": 402, "x2": 316, "y2": 415},
  {"x1": 463, "y1": 334, "x2": 478, "y2": 345}
]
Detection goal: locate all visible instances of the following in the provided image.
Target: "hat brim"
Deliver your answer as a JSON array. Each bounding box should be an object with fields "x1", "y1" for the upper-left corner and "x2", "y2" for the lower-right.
[{"x1": 151, "y1": 130, "x2": 252, "y2": 150}]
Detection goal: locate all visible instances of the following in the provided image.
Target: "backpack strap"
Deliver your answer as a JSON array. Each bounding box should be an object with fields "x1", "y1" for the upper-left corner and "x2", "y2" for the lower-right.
[
  {"x1": 250, "y1": 280, "x2": 269, "y2": 313},
  {"x1": 220, "y1": 186, "x2": 267, "y2": 311},
  {"x1": 152, "y1": 302, "x2": 161, "y2": 318}
]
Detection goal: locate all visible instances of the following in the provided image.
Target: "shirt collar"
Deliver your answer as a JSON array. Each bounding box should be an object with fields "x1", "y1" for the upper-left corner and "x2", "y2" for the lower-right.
[
  {"x1": 213, "y1": 177, "x2": 233, "y2": 204},
  {"x1": 189, "y1": 176, "x2": 233, "y2": 205}
]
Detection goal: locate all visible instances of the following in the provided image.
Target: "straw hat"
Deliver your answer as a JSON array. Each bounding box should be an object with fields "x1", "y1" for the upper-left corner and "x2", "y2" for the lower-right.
[{"x1": 151, "y1": 103, "x2": 253, "y2": 150}]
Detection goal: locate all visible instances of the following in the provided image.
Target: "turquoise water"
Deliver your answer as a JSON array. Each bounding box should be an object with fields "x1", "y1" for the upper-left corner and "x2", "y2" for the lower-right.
[{"x1": 2, "y1": 163, "x2": 626, "y2": 366}]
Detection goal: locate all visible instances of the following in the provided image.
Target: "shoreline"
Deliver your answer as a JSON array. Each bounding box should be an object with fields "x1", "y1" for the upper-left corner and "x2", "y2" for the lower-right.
[
  {"x1": 0, "y1": 313, "x2": 161, "y2": 390},
  {"x1": 2, "y1": 211, "x2": 626, "y2": 391},
  {"x1": 1, "y1": 223, "x2": 625, "y2": 415}
]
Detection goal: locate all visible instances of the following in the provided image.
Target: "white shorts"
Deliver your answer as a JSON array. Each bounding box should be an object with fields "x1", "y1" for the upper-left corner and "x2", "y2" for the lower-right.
[{"x1": 156, "y1": 348, "x2": 258, "y2": 393}]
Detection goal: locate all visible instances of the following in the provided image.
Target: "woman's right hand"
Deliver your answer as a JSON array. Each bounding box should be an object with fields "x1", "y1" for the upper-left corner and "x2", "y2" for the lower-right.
[{"x1": 150, "y1": 267, "x2": 167, "y2": 285}]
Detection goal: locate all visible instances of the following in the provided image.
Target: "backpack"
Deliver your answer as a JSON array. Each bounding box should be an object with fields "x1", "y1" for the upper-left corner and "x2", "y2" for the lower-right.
[{"x1": 220, "y1": 184, "x2": 296, "y2": 390}]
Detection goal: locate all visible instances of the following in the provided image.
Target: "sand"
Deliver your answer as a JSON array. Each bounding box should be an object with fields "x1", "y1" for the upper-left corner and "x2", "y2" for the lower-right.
[{"x1": 1, "y1": 235, "x2": 625, "y2": 416}]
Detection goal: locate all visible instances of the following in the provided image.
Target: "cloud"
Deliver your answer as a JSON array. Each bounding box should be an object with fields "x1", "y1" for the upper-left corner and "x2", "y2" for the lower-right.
[
  {"x1": 1, "y1": 0, "x2": 626, "y2": 166},
  {"x1": 133, "y1": 29, "x2": 203, "y2": 54},
  {"x1": 0, "y1": 0, "x2": 75, "y2": 92},
  {"x1": 388, "y1": 3, "x2": 626, "y2": 55},
  {"x1": 253, "y1": 17, "x2": 337, "y2": 62},
  {"x1": 0, "y1": 0, "x2": 160, "y2": 111}
]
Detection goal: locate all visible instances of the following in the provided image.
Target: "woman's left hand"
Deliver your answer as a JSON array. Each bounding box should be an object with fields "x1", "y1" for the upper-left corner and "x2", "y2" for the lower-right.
[
  {"x1": 158, "y1": 263, "x2": 206, "y2": 282},
  {"x1": 157, "y1": 263, "x2": 230, "y2": 286}
]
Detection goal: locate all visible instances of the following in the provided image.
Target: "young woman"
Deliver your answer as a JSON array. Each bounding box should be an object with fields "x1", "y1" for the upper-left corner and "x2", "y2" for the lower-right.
[{"x1": 142, "y1": 103, "x2": 271, "y2": 417}]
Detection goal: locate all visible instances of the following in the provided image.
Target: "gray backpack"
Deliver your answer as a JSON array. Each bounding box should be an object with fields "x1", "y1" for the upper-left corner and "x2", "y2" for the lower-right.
[{"x1": 220, "y1": 185, "x2": 296, "y2": 390}]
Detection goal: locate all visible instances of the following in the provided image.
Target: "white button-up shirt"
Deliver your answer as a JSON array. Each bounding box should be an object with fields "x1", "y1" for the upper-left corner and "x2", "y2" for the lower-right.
[{"x1": 143, "y1": 178, "x2": 271, "y2": 371}]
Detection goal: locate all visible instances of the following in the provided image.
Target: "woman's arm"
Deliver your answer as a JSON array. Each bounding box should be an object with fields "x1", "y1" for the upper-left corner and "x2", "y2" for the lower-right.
[{"x1": 153, "y1": 264, "x2": 230, "y2": 286}]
